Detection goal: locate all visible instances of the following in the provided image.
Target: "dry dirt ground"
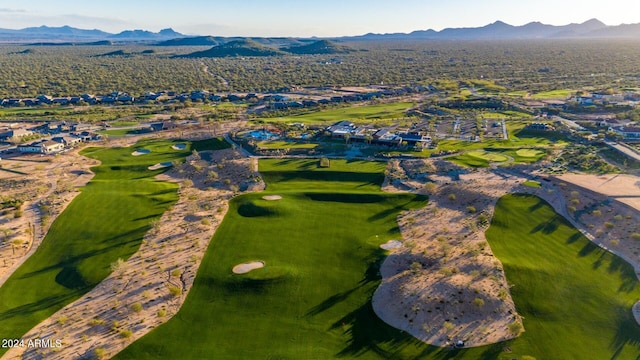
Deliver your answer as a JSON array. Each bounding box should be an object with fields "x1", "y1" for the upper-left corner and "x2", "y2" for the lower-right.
[
  {"x1": 374, "y1": 159, "x2": 640, "y2": 348},
  {"x1": 3, "y1": 125, "x2": 261, "y2": 360}
]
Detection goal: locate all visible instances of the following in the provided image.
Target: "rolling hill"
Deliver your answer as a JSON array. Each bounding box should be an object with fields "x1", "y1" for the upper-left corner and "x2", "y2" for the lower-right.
[
  {"x1": 180, "y1": 39, "x2": 285, "y2": 58},
  {"x1": 283, "y1": 39, "x2": 355, "y2": 54}
]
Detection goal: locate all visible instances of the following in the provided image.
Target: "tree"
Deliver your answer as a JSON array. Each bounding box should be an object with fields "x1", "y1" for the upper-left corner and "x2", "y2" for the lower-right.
[
  {"x1": 10, "y1": 238, "x2": 23, "y2": 255},
  {"x1": 0, "y1": 228, "x2": 11, "y2": 243}
]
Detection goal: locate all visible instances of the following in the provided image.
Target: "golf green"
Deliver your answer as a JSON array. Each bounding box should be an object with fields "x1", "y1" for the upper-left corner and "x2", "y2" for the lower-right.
[{"x1": 0, "y1": 138, "x2": 229, "y2": 356}]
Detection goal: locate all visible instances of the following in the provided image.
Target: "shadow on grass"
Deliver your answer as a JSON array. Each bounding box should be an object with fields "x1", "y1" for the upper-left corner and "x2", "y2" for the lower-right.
[
  {"x1": 18, "y1": 236, "x2": 141, "y2": 281},
  {"x1": 609, "y1": 306, "x2": 640, "y2": 359},
  {"x1": 0, "y1": 291, "x2": 79, "y2": 321},
  {"x1": 307, "y1": 249, "x2": 385, "y2": 318}
]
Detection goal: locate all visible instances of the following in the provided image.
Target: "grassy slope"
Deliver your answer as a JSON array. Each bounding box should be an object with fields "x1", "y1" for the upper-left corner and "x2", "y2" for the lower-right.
[
  {"x1": 481, "y1": 194, "x2": 640, "y2": 359},
  {"x1": 116, "y1": 159, "x2": 434, "y2": 359},
  {"x1": 259, "y1": 102, "x2": 414, "y2": 124},
  {"x1": 0, "y1": 138, "x2": 229, "y2": 355}
]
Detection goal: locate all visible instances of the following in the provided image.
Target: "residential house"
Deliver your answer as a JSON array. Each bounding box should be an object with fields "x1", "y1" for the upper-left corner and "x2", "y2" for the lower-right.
[
  {"x1": 150, "y1": 121, "x2": 178, "y2": 132},
  {"x1": 0, "y1": 128, "x2": 34, "y2": 140},
  {"x1": 326, "y1": 121, "x2": 356, "y2": 139},
  {"x1": 52, "y1": 135, "x2": 83, "y2": 147},
  {"x1": 609, "y1": 125, "x2": 640, "y2": 140},
  {"x1": 398, "y1": 132, "x2": 431, "y2": 148},
  {"x1": 18, "y1": 140, "x2": 64, "y2": 154}
]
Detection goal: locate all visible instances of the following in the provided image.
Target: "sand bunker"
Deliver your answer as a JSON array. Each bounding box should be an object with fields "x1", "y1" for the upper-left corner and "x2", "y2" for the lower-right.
[
  {"x1": 148, "y1": 162, "x2": 173, "y2": 170},
  {"x1": 172, "y1": 144, "x2": 186, "y2": 150},
  {"x1": 232, "y1": 261, "x2": 265, "y2": 274},
  {"x1": 262, "y1": 195, "x2": 282, "y2": 201},
  {"x1": 380, "y1": 240, "x2": 402, "y2": 250},
  {"x1": 132, "y1": 149, "x2": 151, "y2": 156}
]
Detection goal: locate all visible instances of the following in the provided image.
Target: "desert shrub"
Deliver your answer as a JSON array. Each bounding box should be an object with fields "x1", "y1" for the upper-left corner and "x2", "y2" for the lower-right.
[
  {"x1": 130, "y1": 302, "x2": 143, "y2": 313},
  {"x1": 119, "y1": 329, "x2": 133, "y2": 338},
  {"x1": 168, "y1": 285, "x2": 182, "y2": 297},
  {"x1": 93, "y1": 347, "x2": 107, "y2": 360},
  {"x1": 467, "y1": 206, "x2": 476, "y2": 213},
  {"x1": 498, "y1": 288, "x2": 508, "y2": 300},
  {"x1": 508, "y1": 321, "x2": 523, "y2": 334},
  {"x1": 448, "y1": 193, "x2": 456, "y2": 201},
  {"x1": 157, "y1": 309, "x2": 167, "y2": 317},
  {"x1": 472, "y1": 297, "x2": 485, "y2": 307},
  {"x1": 319, "y1": 157, "x2": 330, "y2": 168},
  {"x1": 631, "y1": 233, "x2": 640, "y2": 240},
  {"x1": 89, "y1": 318, "x2": 105, "y2": 326},
  {"x1": 443, "y1": 321, "x2": 455, "y2": 332}
]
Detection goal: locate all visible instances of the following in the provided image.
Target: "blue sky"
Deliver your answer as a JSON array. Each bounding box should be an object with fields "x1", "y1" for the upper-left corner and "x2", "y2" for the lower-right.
[{"x1": 0, "y1": 0, "x2": 638, "y2": 36}]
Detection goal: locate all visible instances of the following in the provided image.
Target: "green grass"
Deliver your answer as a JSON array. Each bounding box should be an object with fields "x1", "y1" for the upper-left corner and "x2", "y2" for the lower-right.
[
  {"x1": 110, "y1": 120, "x2": 140, "y2": 126},
  {"x1": 259, "y1": 102, "x2": 415, "y2": 124},
  {"x1": 98, "y1": 128, "x2": 141, "y2": 136},
  {"x1": 505, "y1": 90, "x2": 529, "y2": 97},
  {"x1": 0, "y1": 138, "x2": 229, "y2": 356},
  {"x1": 530, "y1": 89, "x2": 575, "y2": 99},
  {"x1": 522, "y1": 180, "x2": 542, "y2": 188},
  {"x1": 257, "y1": 141, "x2": 318, "y2": 149},
  {"x1": 480, "y1": 111, "x2": 533, "y2": 119},
  {"x1": 450, "y1": 150, "x2": 510, "y2": 167},
  {"x1": 483, "y1": 194, "x2": 640, "y2": 359},
  {"x1": 116, "y1": 158, "x2": 434, "y2": 359}
]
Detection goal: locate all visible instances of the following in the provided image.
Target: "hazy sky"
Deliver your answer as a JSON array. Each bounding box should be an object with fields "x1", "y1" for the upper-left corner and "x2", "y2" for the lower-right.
[{"x1": 0, "y1": 0, "x2": 638, "y2": 37}]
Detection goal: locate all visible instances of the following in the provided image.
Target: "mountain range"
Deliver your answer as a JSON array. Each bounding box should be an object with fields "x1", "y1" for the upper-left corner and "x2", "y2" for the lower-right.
[
  {"x1": 0, "y1": 25, "x2": 184, "y2": 43},
  {"x1": 347, "y1": 18, "x2": 640, "y2": 41},
  {"x1": 0, "y1": 19, "x2": 638, "y2": 44}
]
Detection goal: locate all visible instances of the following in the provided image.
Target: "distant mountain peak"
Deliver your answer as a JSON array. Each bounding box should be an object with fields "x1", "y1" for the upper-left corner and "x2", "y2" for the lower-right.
[{"x1": 583, "y1": 18, "x2": 606, "y2": 26}]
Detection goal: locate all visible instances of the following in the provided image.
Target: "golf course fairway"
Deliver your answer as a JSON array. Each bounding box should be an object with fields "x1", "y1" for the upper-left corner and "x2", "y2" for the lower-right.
[
  {"x1": 481, "y1": 194, "x2": 640, "y2": 359},
  {"x1": 115, "y1": 158, "x2": 432, "y2": 359},
  {"x1": 0, "y1": 137, "x2": 229, "y2": 356},
  {"x1": 118, "y1": 182, "x2": 640, "y2": 359}
]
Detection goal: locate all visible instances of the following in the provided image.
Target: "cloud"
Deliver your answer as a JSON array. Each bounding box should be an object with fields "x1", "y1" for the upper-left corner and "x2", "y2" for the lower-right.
[{"x1": 0, "y1": 8, "x2": 26, "y2": 13}]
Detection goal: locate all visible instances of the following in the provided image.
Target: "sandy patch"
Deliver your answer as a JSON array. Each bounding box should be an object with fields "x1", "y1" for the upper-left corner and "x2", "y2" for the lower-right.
[
  {"x1": 557, "y1": 173, "x2": 640, "y2": 211},
  {"x1": 148, "y1": 162, "x2": 173, "y2": 170},
  {"x1": 262, "y1": 195, "x2": 282, "y2": 201},
  {"x1": 131, "y1": 149, "x2": 151, "y2": 156},
  {"x1": 232, "y1": 261, "x2": 265, "y2": 274},
  {"x1": 172, "y1": 144, "x2": 186, "y2": 150},
  {"x1": 380, "y1": 240, "x2": 402, "y2": 250}
]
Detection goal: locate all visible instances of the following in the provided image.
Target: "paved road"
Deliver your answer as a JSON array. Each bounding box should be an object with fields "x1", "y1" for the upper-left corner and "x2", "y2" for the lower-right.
[{"x1": 604, "y1": 141, "x2": 640, "y2": 162}]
